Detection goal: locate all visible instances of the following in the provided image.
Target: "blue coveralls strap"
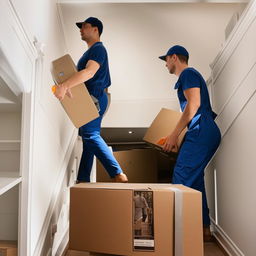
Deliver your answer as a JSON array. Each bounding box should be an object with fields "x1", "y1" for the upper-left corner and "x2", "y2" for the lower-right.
[
  {"x1": 76, "y1": 42, "x2": 123, "y2": 182},
  {"x1": 173, "y1": 68, "x2": 221, "y2": 226}
]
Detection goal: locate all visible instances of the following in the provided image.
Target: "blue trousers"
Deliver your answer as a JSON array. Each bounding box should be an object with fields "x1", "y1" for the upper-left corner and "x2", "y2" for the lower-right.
[
  {"x1": 77, "y1": 91, "x2": 122, "y2": 182},
  {"x1": 172, "y1": 115, "x2": 221, "y2": 226}
]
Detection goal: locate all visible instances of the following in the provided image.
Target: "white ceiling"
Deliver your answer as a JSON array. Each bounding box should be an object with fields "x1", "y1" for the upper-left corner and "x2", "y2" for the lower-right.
[{"x1": 58, "y1": 0, "x2": 248, "y2": 3}]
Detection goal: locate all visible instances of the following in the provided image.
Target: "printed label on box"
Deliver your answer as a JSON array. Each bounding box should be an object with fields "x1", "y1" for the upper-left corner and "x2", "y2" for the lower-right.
[{"x1": 133, "y1": 190, "x2": 154, "y2": 251}]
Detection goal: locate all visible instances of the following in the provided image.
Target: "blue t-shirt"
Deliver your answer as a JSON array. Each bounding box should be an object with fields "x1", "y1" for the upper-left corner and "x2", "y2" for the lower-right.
[
  {"x1": 174, "y1": 68, "x2": 216, "y2": 128},
  {"x1": 77, "y1": 42, "x2": 111, "y2": 97}
]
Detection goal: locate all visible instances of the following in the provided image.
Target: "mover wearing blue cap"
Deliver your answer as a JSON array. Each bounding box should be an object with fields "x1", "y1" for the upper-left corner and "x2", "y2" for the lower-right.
[
  {"x1": 159, "y1": 45, "x2": 221, "y2": 241},
  {"x1": 53, "y1": 17, "x2": 128, "y2": 183}
]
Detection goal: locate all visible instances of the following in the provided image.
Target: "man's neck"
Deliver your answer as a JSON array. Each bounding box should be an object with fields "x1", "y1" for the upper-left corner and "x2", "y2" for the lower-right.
[
  {"x1": 175, "y1": 64, "x2": 188, "y2": 77},
  {"x1": 86, "y1": 38, "x2": 100, "y2": 48}
]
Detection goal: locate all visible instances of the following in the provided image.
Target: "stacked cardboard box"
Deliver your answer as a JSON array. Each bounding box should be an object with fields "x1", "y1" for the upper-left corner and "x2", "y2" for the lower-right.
[
  {"x1": 97, "y1": 148, "x2": 176, "y2": 183},
  {"x1": 69, "y1": 183, "x2": 203, "y2": 256},
  {"x1": 97, "y1": 149, "x2": 158, "y2": 183}
]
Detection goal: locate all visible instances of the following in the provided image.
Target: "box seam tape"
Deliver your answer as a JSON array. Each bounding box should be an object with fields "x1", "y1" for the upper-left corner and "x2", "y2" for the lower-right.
[
  {"x1": 169, "y1": 187, "x2": 183, "y2": 256},
  {"x1": 147, "y1": 185, "x2": 183, "y2": 256}
]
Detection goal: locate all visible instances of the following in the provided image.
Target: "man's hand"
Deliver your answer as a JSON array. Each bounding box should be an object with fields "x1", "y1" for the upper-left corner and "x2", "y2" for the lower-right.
[
  {"x1": 163, "y1": 133, "x2": 179, "y2": 152},
  {"x1": 66, "y1": 88, "x2": 73, "y2": 98},
  {"x1": 53, "y1": 84, "x2": 67, "y2": 100},
  {"x1": 52, "y1": 84, "x2": 73, "y2": 100}
]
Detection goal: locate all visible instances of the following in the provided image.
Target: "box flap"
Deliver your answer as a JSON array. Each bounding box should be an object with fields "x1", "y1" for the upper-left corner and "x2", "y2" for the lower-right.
[{"x1": 72, "y1": 183, "x2": 201, "y2": 194}]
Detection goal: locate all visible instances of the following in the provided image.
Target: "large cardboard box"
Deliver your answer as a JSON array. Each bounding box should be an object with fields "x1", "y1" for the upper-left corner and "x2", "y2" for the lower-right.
[
  {"x1": 0, "y1": 241, "x2": 17, "y2": 256},
  {"x1": 143, "y1": 108, "x2": 187, "y2": 152},
  {"x1": 97, "y1": 149, "x2": 158, "y2": 183},
  {"x1": 97, "y1": 149, "x2": 176, "y2": 183},
  {"x1": 51, "y1": 54, "x2": 99, "y2": 128},
  {"x1": 70, "y1": 183, "x2": 203, "y2": 256}
]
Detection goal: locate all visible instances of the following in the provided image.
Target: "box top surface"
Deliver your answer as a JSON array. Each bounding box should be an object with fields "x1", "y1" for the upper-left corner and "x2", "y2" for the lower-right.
[{"x1": 72, "y1": 183, "x2": 200, "y2": 194}]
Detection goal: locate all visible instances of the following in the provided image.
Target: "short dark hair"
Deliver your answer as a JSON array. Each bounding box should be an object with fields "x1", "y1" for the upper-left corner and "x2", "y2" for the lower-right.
[
  {"x1": 176, "y1": 54, "x2": 189, "y2": 64},
  {"x1": 90, "y1": 24, "x2": 102, "y2": 36}
]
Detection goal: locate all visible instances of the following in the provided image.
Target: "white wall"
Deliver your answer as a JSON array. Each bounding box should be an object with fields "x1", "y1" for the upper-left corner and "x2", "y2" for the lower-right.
[
  {"x1": 5, "y1": 0, "x2": 76, "y2": 255},
  {"x1": 207, "y1": 1, "x2": 256, "y2": 255},
  {"x1": 59, "y1": 2, "x2": 245, "y2": 127}
]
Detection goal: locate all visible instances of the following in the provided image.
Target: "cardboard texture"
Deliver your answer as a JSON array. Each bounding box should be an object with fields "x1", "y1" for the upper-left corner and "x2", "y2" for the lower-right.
[
  {"x1": 97, "y1": 149, "x2": 177, "y2": 183},
  {"x1": 97, "y1": 149, "x2": 159, "y2": 183},
  {"x1": 0, "y1": 241, "x2": 17, "y2": 256},
  {"x1": 66, "y1": 251, "x2": 90, "y2": 256},
  {"x1": 70, "y1": 183, "x2": 203, "y2": 256},
  {"x1": 143, "y1": 108, "x2": 187, "y2": 152},
  {"x1": 51, "y1": 54, "x2": 99, "y2": 128}
]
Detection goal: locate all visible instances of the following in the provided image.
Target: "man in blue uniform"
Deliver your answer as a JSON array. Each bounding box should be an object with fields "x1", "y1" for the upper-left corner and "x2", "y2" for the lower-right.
[
  {"x1": 159, "y1": 45, "x2": 221, "y2": 240},
  {"x1": 53, "y1": 17, "x2": 128, "y2": 183}
]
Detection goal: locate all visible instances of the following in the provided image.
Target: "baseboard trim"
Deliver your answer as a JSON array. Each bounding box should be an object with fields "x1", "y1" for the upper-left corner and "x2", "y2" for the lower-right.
[
  {"x1": 211, "y1": 221, "x2": 245, "y2": 256},
  {"x1": 60, "y1": 240, "x2": 69, "y2": 256}
]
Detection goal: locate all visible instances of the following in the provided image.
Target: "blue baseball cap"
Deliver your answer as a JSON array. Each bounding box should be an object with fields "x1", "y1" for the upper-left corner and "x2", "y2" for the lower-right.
[
  {"x1": 76, "y1": 17, "x2": 103, "y2": 36},
  {"x1": 159, "y1": 45, "x2": 189, "y2": 61}
]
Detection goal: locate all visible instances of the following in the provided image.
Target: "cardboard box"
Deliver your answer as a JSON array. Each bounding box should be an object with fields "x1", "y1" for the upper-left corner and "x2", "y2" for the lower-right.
[
  {"x1": 70, "y1": 183, "x2": 203, "y2": 256},
  {"x1": 97, "y1": 149, "x2": 176, "y2": 183},
  {"x1": 143, "y1": 108, "x2": 187, "y2": 152},
  {"x1": 51, "y1": 54, "x2": 99, "y2": 128},
  {"x1": 0, "y1": 241, "x2": 17, "y2": 256},
  {"x1": 97, "y1": 149, "x2": 158, "y2": 183}
]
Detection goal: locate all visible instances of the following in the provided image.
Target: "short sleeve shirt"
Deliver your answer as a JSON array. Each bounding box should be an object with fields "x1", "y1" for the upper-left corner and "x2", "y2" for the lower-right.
[
  {"x1": 174, "y1": 68, "x2": 216, "y2": 127},
  {"x1": 77, "y1": 42, "x2": 111, "y2": 97}
]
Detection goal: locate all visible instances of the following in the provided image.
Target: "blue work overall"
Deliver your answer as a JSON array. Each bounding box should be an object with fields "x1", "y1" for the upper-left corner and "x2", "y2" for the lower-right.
[
  {"x1": 172, "y1": 68, "x2": 221, "y2": 226},
  {"x1": 77, "y1": 90, "x2": 122, "y2": 182}
]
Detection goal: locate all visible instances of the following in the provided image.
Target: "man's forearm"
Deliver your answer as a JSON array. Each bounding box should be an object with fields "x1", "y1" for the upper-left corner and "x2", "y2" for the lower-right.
[{"x1": 61, "y1": 69, "x2": 94, "y2": 89}]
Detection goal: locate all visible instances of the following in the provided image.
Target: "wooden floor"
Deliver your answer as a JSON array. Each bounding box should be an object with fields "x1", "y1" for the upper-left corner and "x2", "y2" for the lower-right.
[
  {"x1": 65, "y1": 240, "x2": 226, "y2": 256},
  {"x1": 204, "y1": 241, "x2": 226, "y2": 256}
]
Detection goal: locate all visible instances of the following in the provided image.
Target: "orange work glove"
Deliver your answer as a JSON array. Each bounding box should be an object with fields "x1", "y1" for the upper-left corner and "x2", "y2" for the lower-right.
[
  {"x1": 157, "y1": 137, "x2": 167, "y2": 145},
  {"x1": 52, "y1": 85, "x2": 57, "y2": 93}
]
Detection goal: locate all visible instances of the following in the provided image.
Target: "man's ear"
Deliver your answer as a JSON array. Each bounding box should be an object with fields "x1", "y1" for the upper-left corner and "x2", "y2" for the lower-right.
[
  {"x1": 172, "y1": 54, "x2": 177, "y2": 61},
  {"x1": 94, "y1": 27, "x2": 99, "y2": 35}
]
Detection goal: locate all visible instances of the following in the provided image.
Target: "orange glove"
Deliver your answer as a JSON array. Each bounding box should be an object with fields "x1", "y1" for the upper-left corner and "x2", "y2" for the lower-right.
[
  {"x1": 52, "y1": 85, "x2": 57, "y2": 93},
  {"x1": 157, "y1": 137, "x2": 167, "y2": 145},
  {"x1": 52, "y1": 85, "x2": 73, "y2": 100}
]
